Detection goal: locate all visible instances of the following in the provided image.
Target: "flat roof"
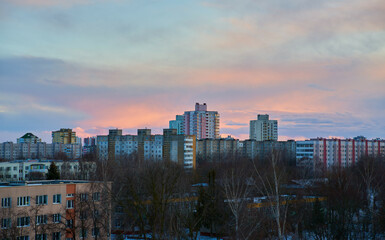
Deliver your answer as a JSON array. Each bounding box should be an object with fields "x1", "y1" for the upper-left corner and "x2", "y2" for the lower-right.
[{"x1": 0, "y1": 180, "x2": 93, "y2": 187}]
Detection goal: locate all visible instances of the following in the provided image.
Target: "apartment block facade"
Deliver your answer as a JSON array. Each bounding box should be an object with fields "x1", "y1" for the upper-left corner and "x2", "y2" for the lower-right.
[
  {"x1": 183, "y1": 103, "x2": 220, "y2": 139},
  {"x1": 0, "y1": 142, "x2": 82, "y2": 160},
  {"x1": 296, "y1": 137, "x2": 385, "y2": 169},
  {"x1": 169, "y1": 115, "x2": 185, "y2": 135},
  {"x1": 52, "y1": 129, "x2": 77, "y2": 144},
  {"x1": 249, "y1": 114, "x2": 278, "y2": 141},
  {"x1": 96, "y1": 129, "x2": 196, "y2": 169},
  {"x1": 17, "y1": 133, "x2": 41, "y2": 144},
  {"x1": 0, "y1": 160, "x2": 96, "y2": 182},
  {"x1": 0, "y1": 180, "x2": 111, "y2": 240},
  {"x1": 197, "y1": 137, "x2": 241, "y2": 161},
  {"x1": 242, "y1": 139, "x2": 296, "y2": 164}
]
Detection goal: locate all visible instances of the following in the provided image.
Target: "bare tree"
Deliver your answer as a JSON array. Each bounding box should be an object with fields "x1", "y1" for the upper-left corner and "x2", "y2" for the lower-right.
[
  {"x1": 252, "y1": 150, "x2": 289, "y2": 240},
  {"x1": 222, "y1": 165, "x2": 256, "y2": 240}
]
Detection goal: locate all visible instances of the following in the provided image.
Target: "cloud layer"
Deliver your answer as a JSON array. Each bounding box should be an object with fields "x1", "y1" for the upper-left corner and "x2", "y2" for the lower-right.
[{"x1": 0, "y1": 0, "x2": 384, "y2": 142}]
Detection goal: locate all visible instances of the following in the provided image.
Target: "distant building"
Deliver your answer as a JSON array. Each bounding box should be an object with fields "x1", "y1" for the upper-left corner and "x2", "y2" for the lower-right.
[
  {"x1": 52, "y1": 128, "x2": 77, "y2": 144},
  {"x1": 296, "y1": 137, "x2": 385, "y2": 169},
  {"x1": 250, "y1": 114, "x2": 278, "y2": 141},
  {"x1": 0, "y1": 142, "x2": 82, "y2": 160},
  {"x1": 183, "y1": 103, "x2": 220, "y2": 139},
  {"x1": 169, "y1": 115, "x2": 185, "y2": 134},
  {"x1": 0, "y1": 159, "x2": 96, "y2": 181},
  {"x1": 197, "y1": 136, "x2": 241, "y2": 161},
  {"x1": 0, "y1": 180, "x2": 111, "y2": 240},
  {"x1": 17, "y1": 133, "x2": 41, "y2": 144},
  {"x1": 242, "y1": 139, "x2": 296, "y2": 164},
  {"x1": 84, "y1": 137, "x2": 96, "y2": 146},
  {"x1": 164, "y1": 129, "x2": 196, "y2": 169},
  {"x1": 96, "y1": 128, "x2": 196, "y2": 169},
  {"x1": 83, "y1": 137, "x2": 97, "y2": 156}
]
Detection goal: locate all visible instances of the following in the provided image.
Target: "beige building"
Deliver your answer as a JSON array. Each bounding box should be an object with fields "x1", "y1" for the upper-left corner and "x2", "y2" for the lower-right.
[
  {"x1": 52, "y1": 129, "x2": 77, "y2": 144},
  {"x1": 0, "y1": 180, "x2": 111, "y2": 240}
]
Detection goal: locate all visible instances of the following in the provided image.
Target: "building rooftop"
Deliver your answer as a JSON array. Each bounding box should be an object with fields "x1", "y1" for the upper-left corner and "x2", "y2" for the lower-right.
[
  {"x1": 20, "y1": 132, "x2": 38, "y2": 139},
  {"x1": 0, "y1": 180, "x2": 94, "y2": 188},
  {"x1": 1, "y1": 159, "x2": 84, "y2": 163}
]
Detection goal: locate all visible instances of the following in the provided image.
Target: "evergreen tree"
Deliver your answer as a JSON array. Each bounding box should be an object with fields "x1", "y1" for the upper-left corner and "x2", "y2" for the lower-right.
[
  {"x1": 309, "y1": 198, "x2": 326, "y2": 239},
  {"x1": 196, "y1": 170, "x2": 229, "y2": 236},
  {"x1": 46, "y1": 162, "x2": 60, "y2": 180}
]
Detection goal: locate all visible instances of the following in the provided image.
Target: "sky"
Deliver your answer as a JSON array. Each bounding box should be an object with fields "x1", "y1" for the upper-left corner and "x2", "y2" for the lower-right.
[{"x1": 0, "y1": 0, "x2": 384, "y2": 143}]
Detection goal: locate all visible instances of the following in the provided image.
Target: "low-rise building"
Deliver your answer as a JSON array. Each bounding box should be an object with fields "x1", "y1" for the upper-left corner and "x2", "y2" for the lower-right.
[
  {"x1": 0, "y1": 160, "x2": 96, "y2": 181},
  {"x1": 0, "y1": 180, "x2": 112, "y2": 240}
]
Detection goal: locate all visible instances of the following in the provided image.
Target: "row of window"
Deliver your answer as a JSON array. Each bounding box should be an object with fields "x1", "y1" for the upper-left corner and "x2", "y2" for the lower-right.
[
  {"x1": 1, "y1": 214, "x2": 62, "y2": 228},
  {"x1": 1, "y1": 229, "x2": 100, "y2": 239},
  {"x1": 11, "y1": 232, "x2": 61, "y2": 240},
  {"x1": 1, "y1": 193, "x2": 100, "y2": 208}
]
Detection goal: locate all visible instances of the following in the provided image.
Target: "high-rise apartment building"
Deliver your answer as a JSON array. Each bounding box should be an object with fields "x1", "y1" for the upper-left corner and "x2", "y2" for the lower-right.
[
  {"x1": 96, "y1": 128, "x2": 196, "y2": 169},
  {"x1": 249, "y1": 114, "x2": 278, "y2": 141},
  {"x1": 108, "y1": 129, "x2": 122, "y2": 162},
  {"x1": 183, "y1": 103, "x2": 220, "y2": 139},
  {"x1": 83, "y1": 137, "x2": 97, "y2": 156},
  {"x1": 163, "y1": 129, "x2": 196, "y2": 169},
  {"x1": 52, "y1": 128, "x2": 77, "y2": 144},
  {"x1": 169, "y1": 115, "x2": 185, "y2": 134}
]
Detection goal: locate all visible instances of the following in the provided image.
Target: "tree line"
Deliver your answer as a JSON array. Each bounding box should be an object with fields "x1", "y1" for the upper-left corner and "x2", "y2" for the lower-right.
[
  {"x1": 4, "y1": 151, "x2": 385, "y2": 239},
  {"x1": 89, "y1": 151, "x2": 385, "y2": 239}
]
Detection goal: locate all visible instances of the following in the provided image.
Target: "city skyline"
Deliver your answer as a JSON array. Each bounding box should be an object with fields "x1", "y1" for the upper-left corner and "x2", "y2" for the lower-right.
[{"x1": 1, "y1": 0, "x2": 384, "y2": 142}]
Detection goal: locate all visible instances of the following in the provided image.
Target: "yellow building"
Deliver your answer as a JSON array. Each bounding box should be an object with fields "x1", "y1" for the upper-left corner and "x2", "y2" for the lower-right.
[{"x1": 52, "y1": 128, "x2": 76, "y2": 144}]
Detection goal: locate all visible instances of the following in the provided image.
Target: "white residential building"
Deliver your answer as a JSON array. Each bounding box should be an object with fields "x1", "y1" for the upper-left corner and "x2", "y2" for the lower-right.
[
  {"x1": 0, "y1": 160, "x2": 96, "y2": 181},
  {"x1": 249, "y1": 114, "x2": 278, "y2": 141},
  {"x1": 96, "y1": 129, "x2": 196, "y2": 169},
  {"x1": 0, "y1": 142, "x2": 82, "y2": 160},
  {"x1": 296, "y1": 137, "x2": 385, "y2": 169}
]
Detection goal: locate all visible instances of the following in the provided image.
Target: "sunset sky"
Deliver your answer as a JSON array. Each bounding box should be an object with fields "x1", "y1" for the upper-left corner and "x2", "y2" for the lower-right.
[{"x1": 1, "y1": 0, "x2": 384, "y2": 142}]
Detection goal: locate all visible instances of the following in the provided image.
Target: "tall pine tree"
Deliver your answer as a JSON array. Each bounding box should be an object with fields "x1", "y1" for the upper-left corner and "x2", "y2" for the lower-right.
[{"x1": 46, "y1": 162, "x2": 60, "y2": 180}]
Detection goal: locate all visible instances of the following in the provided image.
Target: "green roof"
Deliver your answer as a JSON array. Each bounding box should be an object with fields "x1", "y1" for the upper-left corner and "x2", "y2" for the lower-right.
[{"x1": 21, "y1": 133, "x2": 37, "y2": 139}]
